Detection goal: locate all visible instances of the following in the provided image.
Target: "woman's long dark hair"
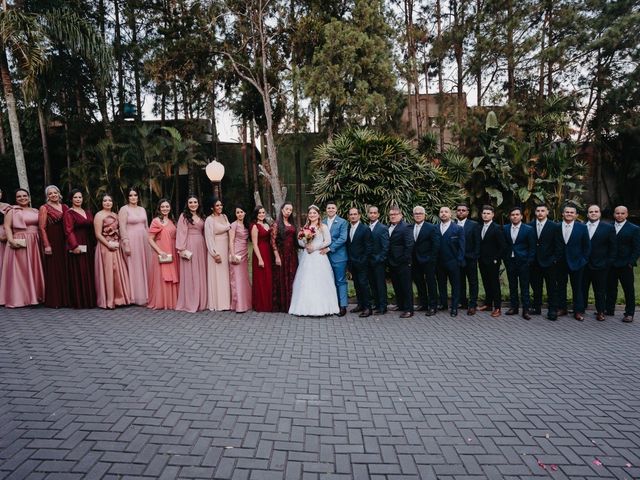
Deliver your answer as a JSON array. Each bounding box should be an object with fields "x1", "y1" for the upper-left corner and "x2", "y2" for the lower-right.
[
  {"x1": 155, "y1": 198, "x2": 175, "y2": 223},
  {"x1": 252, "y1": 205, "x2": 266, "y2": 224},
  {"x1": 235, "y1": 205, "x2": 250, "y2": 230},
  {"x1": 275, "y1": 201, "x2": 296, "y2": 251},
  {"x1": 182, "y1": 195, "x2": 203, "y2": 225}
]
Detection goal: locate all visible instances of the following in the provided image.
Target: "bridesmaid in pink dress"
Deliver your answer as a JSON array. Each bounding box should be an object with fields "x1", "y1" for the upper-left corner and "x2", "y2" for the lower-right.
[
  {"x1": 229, "y1": 206, "x2": 252, "y2": 312},
  {"x1": 204, "y1": 197, "x2": 231, "y2": 311},
  {"x1": 94, "y1": 193, "x2": 132, "y2": 309},
  {"x1": 147, "y1": 199, "x2": 179, "y2": 310},
  {"x1": 0, "y1": 188, "x2": 10, "y2": 278},
  {"x1": 119, "y1": 188, "x2": 150, "y2": 305},
  {"x1": 38, "y1": 185, "x2": 70, "y2": 308},
  {"x1": 0, "y1": 188, "x2": 45, "y2": 308},
  {"x1": 175, "y1": 195, "x2": 208, "y2": 312},
  {"x1": 63, "y1": 189, "x2": 96, "y2": 308},
  {"x1": 250, "y1": 205, "x2": 273, "y2": 312}
]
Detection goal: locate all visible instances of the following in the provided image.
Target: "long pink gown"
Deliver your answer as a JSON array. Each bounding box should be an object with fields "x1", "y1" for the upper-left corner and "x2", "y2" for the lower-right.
[
  {"x1": 94, "y1": 214, "x2": 132, "y2": 309},
  {"x1": 175, "y1": 214, "x2": 208, "y2": 312},
  {"x1": 0, "y1": 202, "x2": 10, "y2": 280},
  {"x1": 119, "y1": 205, "x2": 150, "y2": 305},
  {"x1": 0, "y1": 207, "x2": 45, "y2": 307},
  {"x1": 204, "y1": 214, "x2": 231, "y2": 311},
  {"x1": 229, "y1": 221, "x2": 252, "y2": 312},
  {"x1": 147, "y1": 218, "x2": 179, "y2": 310}
]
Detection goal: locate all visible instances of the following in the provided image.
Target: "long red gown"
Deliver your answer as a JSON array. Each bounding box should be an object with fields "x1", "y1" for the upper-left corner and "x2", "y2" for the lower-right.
[
  {"x1": 251, "y1": 222, "x2": 273, "y2": 312},
  {"x1": 63, "y1": 208, "x2": 97, "y2": 308},
  {"x1": 39, "y1": 203, "x2": 70, "y2": 308},
  {"x1": 270, "y1": 223, "x2": 298, "y2": 312}
]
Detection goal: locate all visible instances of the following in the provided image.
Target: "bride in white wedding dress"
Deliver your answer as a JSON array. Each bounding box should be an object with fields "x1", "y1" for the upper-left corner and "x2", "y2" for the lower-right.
[{"x1": 288, "y1": 205, "x2": 340, "y2": 316}]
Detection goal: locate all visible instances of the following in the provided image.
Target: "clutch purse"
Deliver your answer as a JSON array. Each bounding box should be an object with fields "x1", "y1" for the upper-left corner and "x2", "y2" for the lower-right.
[
  {"x1": 69, "y1": 245, "x2": 88, "y2": 253},
  {"x1": 180, "y1": 250, "x2": 193, "y2": 260},
  {"x1": 14, "y1": 238, "x2": 27, "y2": 248},
  {"x1": 158, "y1": 253, "x2": 173, "y2": 264},
  {"x1": 229, "y1": 254, "x2": 241, "y2": 265}
]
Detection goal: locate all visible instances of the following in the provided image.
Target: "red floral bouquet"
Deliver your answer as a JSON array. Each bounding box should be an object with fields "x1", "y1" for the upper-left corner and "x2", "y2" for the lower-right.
[{"x1": 298, "y1": 226, "x2": 317, "y2": 244}]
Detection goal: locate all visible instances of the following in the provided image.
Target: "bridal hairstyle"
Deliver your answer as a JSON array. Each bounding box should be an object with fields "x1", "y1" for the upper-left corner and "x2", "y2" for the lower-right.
[
  {"x1": 154, "y1": 198, "x2": 175, "y2": 223},
  {"x1": 305, "y1": 204, "x2": 322, "y2": 229}
]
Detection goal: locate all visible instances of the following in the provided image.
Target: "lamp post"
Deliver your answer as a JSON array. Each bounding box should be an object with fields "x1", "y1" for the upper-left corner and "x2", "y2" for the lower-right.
[{"x1": 205, "y1": 159, "x2": 225, "y2": 200}]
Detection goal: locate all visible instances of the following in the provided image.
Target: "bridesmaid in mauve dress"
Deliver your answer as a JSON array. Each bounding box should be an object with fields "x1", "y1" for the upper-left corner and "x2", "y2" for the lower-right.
[
  {"x1": 38, "y1": 185, "x2": 70, "y2": 308},
  {"x1": 228, "y1": 206, "x2": 252, "y2": 313},
  {"x1": 147, "y1": 199, "x2": 179, "y2": 310},
  {"x1": 250, "y1": 205, "x2": 273, "y2": 312},
  {"x1": 0, "y1": 188, "x2": 10, "y2": 277},
  {"x1": 63, "y1": 189, "x2": 96, "y2": 308},
  {"x1": 94, "y1": 193, "x2": 132, "y2": 309},
  {"x1": 270, "y1": 201, "x2": 298, "y2": 312},
  {"x1": 119, "y1": 188, "x2": 150, "y2": 305},
  {"x1": 0, "y1": 188, "x2": 45, "y2": 308},
  {"x1": 204, "y1": 197, "x2": 231, "y2": 311},
  {"x1": 175, "y1": 195, "x2": 208, "y2": 313}
]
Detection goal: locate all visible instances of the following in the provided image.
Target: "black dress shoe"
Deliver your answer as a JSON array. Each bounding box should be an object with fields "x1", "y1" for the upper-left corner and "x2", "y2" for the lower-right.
[
  {"x1": 338, "y1": 307, "x2": 347, "y2": 317},
  {"x1": 505, "y1": 308, "x2": 518, "y2": 315},
  {"x1": 359, "y1": 309, "x2": 372, "y2": 318},
  {"x1": 574, "y1": 312, "x2": 584, "y2": 321},
  {"x1": 605, "y1": 310, "x2": 615, "y2": 316},
  {"x1": 522, "y1": 310, "x2": 531, "y2": 320},
  {"x1": 450, "y1": 309, "x2": 458, "y2": 317},
  {"x1": 373, "y1": 308, "x2": 387, "y2": 315},
  {"x1": 425, "y1": 309, "x2": 436, "y2": 316},
  {"x1": 399, "y1": 311, "x2": 413, "y2": 318},
  {"x1": 557, "y1": 309, "x2": 568, "y2": 316},
  {"x1": 350, "y1": 306, "x2": 364, "y2": 313},
  {"x1": 415, "y1": 305, "x2": 428, "y2": 311},
  {"x1": 531, "y1": 308, "x2": 542, "y2": 315},
  {"x1": 389, "y1": 305, "x2": 401, "y2": 311},
  {"x1": 547, "y1": 313, "x2": 557, "y2": 321},
  {"x1": 437, "y1": 305, "x2": 448, "y2": 311},
  {"x1": 467, "y1": 307, "x2": 476, "y2": 316}
]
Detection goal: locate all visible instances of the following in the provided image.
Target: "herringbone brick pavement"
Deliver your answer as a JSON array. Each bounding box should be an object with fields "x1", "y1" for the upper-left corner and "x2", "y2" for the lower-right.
[{"x1": 0, "y1": 307, "x2": 638, "y2": 479}]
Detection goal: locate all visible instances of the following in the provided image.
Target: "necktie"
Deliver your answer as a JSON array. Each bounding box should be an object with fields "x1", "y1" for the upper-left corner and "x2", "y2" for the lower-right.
[
  {"x1": 537, "y1": 222, "x2": 543, "y2": 238},
  {"x1": 350, "y1": 225, "x2": 356, "y2": 241},
  {"x1": 563, "y1": 223, "x2": 571, "y2": 244},
  {"x1": 511, "y1": 226, "x2": 518, "y2": 243},
  {"x1": 615, "y1": 223, "x2": 622, "y2": 234},
  {"x1": 588, "y1": 222, "x2": 595, "y2": 239},
  {"x1": 481, "y1": 224, "x2": 488, "y2": 239},
  {"x1": 414, "y1": 224, "x2": 419, "y2": 240}
]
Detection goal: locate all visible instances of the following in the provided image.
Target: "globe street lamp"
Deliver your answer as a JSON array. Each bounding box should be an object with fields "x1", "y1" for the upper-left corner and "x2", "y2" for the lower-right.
[{"x1": 205, "y1": 159, "x2": 225, "y2": 200}]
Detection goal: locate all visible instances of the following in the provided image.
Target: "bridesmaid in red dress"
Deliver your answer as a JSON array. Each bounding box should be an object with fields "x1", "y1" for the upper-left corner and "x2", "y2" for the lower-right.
[
  {"x1": 250, "y1": 205, "x2": 273, "y2": 312},
  {"x1": 147, "y1": 199, "x2": 179, "y2": 310},
  {"x1": 63, "y1": 189, "x2": 96, "y2": 308},
  {"x1": 0, "y1": 188, "x2": 45, "y2": 307},
  {"x1": 229, "y1": 206, "x2": 252, "y2": 313},
  {"x1": 270, "y1": 201, "x2": 298, "y2": 311},
  {"x1": 94, "y1": 193, "x2": 132, "y2": 309},
  {"x1": 38, "y1": 185, "x2": 70, "y2": 308}
]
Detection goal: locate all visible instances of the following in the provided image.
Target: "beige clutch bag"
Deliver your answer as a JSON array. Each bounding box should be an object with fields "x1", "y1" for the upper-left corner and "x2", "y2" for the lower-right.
[
  {"x1": 180, "y1": 250, "x2": 193, "y2": 260},
  {"x1": 69, "y1": 244, "x2": 88, "y2": 253},
  {"x1": 14, "y1": 238, "x2": 27, "y2": 248},
  {"x1": 158, "y1": 253, "x2": 173, "y2": 264}
]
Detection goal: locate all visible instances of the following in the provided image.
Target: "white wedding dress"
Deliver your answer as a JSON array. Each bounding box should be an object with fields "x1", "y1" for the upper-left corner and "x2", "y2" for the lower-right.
[{"x1": 288, "y1": 224, "x2": 340, "y2": 316}]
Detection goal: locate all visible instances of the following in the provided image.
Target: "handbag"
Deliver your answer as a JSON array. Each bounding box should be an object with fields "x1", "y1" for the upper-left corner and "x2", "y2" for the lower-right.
[{"x1": 158, "y1": 253, "x2": 173, "y2": 264}]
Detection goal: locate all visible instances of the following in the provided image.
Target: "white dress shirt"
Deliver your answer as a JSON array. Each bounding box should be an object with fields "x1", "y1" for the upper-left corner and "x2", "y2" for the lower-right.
[
  {"x1": 440, "y1": 221, "x2": 451, "y2": 235},
  {"x1": 327, "y1": 216, "x2": 335, "y2": 231},
  {"x1": 536, "y1": 219, "x2": 547, "y2": 238},
  {"x1": 562, "y1": 221, "x2": 574, "y2": 244},
  {"x1": 510, "y1": 223, "x2": 520, "y2": 256},
  {"x1": 481, "y1": 222, "x2": 491, "y2": 239},
  {"x1": 350, "y1": 222, "x2": 359, "y2": 241},
  {"x1": 369, "y1": 220, "x2": 377, "y2": 231},
  {"x1": 615, "y1": 220, "x2": 627, "y2": 234},
  {"x1": 587, "y1": 220, "x2": 599, "y2": 239},
  {"x1": 388, "y1": 224, "x2": 396, "y2": 236},
  {"x1": 457, "y1": 219, "x2": 466, "y2": 228},
  {"x1": 413, "y1": 222, "x2": 423, "y2": 240}
]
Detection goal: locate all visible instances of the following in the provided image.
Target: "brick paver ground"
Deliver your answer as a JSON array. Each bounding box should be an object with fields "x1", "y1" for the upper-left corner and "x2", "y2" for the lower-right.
[{"x1": 0, "y1": 306, "x2": 638, "y2": 480}]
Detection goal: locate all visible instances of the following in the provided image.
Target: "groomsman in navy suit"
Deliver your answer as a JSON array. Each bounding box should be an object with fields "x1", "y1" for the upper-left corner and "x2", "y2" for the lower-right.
[
  {"x1": 503, "y1": 207, "x2": 536, "y2": 320},
  {"x1": 367, "y1": 206, "x2": 389, "y2": 314},
  {"x1": 455, "y1": 204, "x2": 481, "y2": 315},
  {"x1": 411, "y1": 205, "x2": 440, "y2": 316},
  {"x1": 477, "y1": 206, "x2": 506, "y2": 317},
  {"x1": 529, "y1": 204, "x2": 562, "y2": 320},
  {"x1": 321, "y1": 201, "x2": 348, "y2": 316},
  {"x1": 606, "y1": 205, "x2": 640, "y2": 323},
  {"x1": 346, "y1": 207, "x2": 373, "y2": 317},
  {"x1": 583, "y1": 205, "x2": 616, "y2": 321},
  {"x1": 387, "y1": 205, "x2": 414, "y2": 318},
  {"x1": 436, "y1": 206, "x2": 465, "y2": 316},
  {"x1": 556, "y1": 203, "x2": 591, "y2": 321}
]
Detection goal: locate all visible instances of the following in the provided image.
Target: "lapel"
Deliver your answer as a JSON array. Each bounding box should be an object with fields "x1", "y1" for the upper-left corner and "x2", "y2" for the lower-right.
[
  {"x1": 539, "y1": 221, "x2": 551, "y2": 239},
  {"x1": 391, "y1": 221, "x2": 404, "y2": 238},
  {"x1": 414, "y1": 222, "x2": 426, "y2": 241}
]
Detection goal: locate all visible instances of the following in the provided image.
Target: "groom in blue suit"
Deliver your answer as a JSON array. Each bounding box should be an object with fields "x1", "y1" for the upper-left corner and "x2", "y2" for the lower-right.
[{"x1": 321, "y1": 201, "x2": 349, "y2": 316}]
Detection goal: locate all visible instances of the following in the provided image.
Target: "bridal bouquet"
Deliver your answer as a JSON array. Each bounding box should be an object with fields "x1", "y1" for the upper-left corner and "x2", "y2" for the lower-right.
[{"x1": 297, "y1": 226, "x2": 317, "y2": 244}]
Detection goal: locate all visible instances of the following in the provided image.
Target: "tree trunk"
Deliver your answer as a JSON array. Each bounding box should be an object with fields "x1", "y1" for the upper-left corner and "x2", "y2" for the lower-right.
[
  {"x1": 127, "y1": 1, "x2": 142, "y2": 123},
  {"x1": 37, "y1": 105, "x2": 51, "y2": 186},
  {"x1": 113, "y1": 0, "x2": 125, "y2": 120},
  {"x1": 475, "y1": 0, "x2": 482, "y2": 106},
  {"x1": 0, "y1": 103, "x2": 6, "y2": 155},
  {"x1": 506, "y1": 0, "x2": 515, "y2": 102},
  {"x1": 0, "y1": 47, "x2": 29, "y2": 190},
  {"x1": 249, "y1": 120, "x2": 260, "y2": 204},
  {"x1": 436, "y1": 0, "x2": 445, "y2": 151},
  {"x1": 294, "y1": 147, "x2": 302, "y2": 224},
  {"x1": 241, "y1": 121, "x2": 249, "y2": 193}
]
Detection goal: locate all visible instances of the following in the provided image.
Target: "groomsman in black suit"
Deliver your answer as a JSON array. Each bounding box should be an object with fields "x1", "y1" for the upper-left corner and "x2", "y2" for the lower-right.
[
  {"x1": 455, "y1": 204, "x2": 481, "y2": 315},
  {"x1": 411, "y1": 205, "x2": 440, "y2": 316},
  {"x1": 606, "y1": 205, "x2": 640, "y2": 323},
  {"x1": 436, "y1": 206, "x2": 465, "y2": 317},
  {"x1": 347, "y1": 207, "x2": 373, "y2": 317},
  {"x1": 503, "y1": 207, "x2": 536, "y2": 320},
  {"x1": 556, "y1": 203, "x2": 591, "y2": 321},
  {"x1": 529, "y1": 204, "x2": 562, "y2": 320},
  {"x1": 367, "y1": 206, "x2": 389, "y2": 314},
  {"x1": 477, "y1": 205, "x2": 506, "y2": 317},
  {"x1": 387, "y1": 206, "x2": 415, "y2": 318},
  {"x1": 583, "y1": 205, "x2": 616, "y2": 321}
]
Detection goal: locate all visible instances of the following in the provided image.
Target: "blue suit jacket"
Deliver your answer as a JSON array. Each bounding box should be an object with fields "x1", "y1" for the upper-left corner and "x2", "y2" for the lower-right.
[
  {"x1": 324, "y1": 215, "x2": 348, "y2": 263},
  {"x1": 387, "y1": 220, "x2": 414, "y2": 267},
  {"x1": 503, "y1": 223, "x2": 536, "y2": 263},
  {"x1": 458, "y1": 219, "x2": 481, "y2": 261},
  {"x1": 437, "y1": 223, "x2": 465, "y2": 267},
  {"x1": 347, "y1": 222, "x2": 373, "y2": 268},
  {"x1": 369, "y1": 221, "x2": 389, "y2": 265},
  {"x1": 558, "y1": 222, "x2": 591, "y2": 271},
  {"x1": 586, "y1": 222, "x2": 616, "y2": 270},
  {"x1": 612, "y1": 221, "x2": 640, "y2": 267},
  {"x1": 412, "y1": 222, "x2": 440, "y2": 265},
  {"x1": 528, "y1": 220, "x2": 563, "y2": 267}
]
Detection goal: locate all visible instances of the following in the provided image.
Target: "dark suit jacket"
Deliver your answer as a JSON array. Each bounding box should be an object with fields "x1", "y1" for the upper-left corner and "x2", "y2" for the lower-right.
[
  {"x1": 612, "y1": 221, "x2": 640, "y2": 267},
  {"x1": 528, "y1": 220, "x2": 562, "y2": 267},
  {"x1": 558, "y1": 222, "x2": 591, "y2": 271},
  {"x1": 503, "y1": 223, "x2": 536, "y2": 263},
  {"x1": 587, "y1": 222, "x2": 616, "y2": 270},
  {"x1": 479, "y1": 222, "x2": 506, "y2": 264},
  {"x1": 412, "y1": 222, "x2": 440, "y2": 265},
  {"x1": 369, "y1": 221, "x2": 389, "y2": 265},
  {"x1": 388, "y1": 220, "x2": 414, "y2": 267},
  {"x1": 438, "y1": 222, "x2": 465, "y2": 266},
  {"x1": 458, "y1": 219, "x2": 481, "y2": 261},
  {"x1": 347, "y1": 222, "x2": 373, "y2": 268}
]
